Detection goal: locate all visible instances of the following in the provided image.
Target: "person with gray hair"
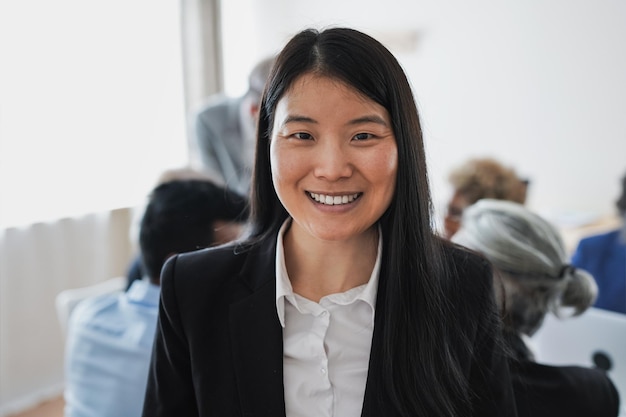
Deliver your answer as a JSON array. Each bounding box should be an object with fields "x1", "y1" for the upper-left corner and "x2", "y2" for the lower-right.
[
  {"x1": 193, "y1": 55, "x2": 276, "y2": 195},
  {"x1": 452, "y1": 199, "x2": 620, "y2": 417}
]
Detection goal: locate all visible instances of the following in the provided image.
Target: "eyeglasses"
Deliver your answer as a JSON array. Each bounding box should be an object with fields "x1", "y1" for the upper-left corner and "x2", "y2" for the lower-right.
[{"x1": 445, "y1": 206, "x2": 463, "y2": 223}]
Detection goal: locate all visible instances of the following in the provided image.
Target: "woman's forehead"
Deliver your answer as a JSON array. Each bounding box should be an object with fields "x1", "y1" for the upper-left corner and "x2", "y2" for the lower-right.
[
  {"x1": 284, "y1": 72, "x2": 361, "y2": 97},
  {"x1": 280, "y1": 73, "x2": 385, "y2": 110},
  {"x1": 272, "y1": 74, "x2": 392, "y2": 128}
]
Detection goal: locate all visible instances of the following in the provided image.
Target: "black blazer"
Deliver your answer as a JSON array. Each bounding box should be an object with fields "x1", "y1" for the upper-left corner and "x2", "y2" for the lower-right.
[
  {"x1": 512, "y1": 360, "x2": 620, "y2": 417},
  {"x1": 142, "y1": 236, "x2": 517, "y2": 416}
]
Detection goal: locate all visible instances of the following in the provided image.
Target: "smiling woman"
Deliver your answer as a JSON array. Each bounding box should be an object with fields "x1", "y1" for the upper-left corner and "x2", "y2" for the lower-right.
[
  {"x1": 270, "y1": 74, "x2": 398, "y2": 246},
  {"x1": 142, "y1": 27, "x2": 517, "y2": 417}
]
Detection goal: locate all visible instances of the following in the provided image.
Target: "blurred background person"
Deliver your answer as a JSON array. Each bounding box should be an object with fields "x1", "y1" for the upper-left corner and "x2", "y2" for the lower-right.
[
  {"x1": 444, "y1": 157, "x2": 528, "y2": 239},
  {"x1": 64, "y1": 179, "x2": 248, "y2": 417},
  {"x1": 453, "y1": 199, "x2": 620, "y2": 417},
  {"x1": 571, "y1": 171, "x2": 626, "y2": 314},
  {"x1": 193, "y1": 55, "x2": 276, "y2": 195},
  {"x1": 124, "y1": 167, "x2": 248, "y2": 289}
]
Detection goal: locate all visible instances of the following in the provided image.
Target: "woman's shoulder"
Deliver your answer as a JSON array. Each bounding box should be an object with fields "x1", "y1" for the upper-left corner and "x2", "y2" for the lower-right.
[
  {"x1": 514, "y1": 359, "x2": 615, "y2": 384},
  {"x1": 160, "y1": 238, "x2": 277, "y2": 296},
  {"x1": 577, "y1": 228, "x2": 623, "y2": 250},
  {"x1": 512, "y1": 361, "x2": 620, "y2": 417},
  {"x1": 173, "y1": 242, "x2": 249, "y2": 274},
  {"x1": 440, "y1": 240, "x2": 492, "y2": 281}
]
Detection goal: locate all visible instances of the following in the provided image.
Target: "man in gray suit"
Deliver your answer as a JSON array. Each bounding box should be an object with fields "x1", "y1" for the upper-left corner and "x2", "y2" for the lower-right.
[{"x1": 193, "y1": 56, "x2": 275, "y2": 195}]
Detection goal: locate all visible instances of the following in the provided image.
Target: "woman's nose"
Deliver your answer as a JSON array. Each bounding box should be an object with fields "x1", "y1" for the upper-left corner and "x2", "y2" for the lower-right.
[{"x1": 312, "y1": 141, "x2": 353, "y2": 181}]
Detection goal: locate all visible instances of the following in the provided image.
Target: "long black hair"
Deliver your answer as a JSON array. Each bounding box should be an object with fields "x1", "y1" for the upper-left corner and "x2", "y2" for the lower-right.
[{"x1": 247, "y1": 27, "x2": 471, "y2": 416}]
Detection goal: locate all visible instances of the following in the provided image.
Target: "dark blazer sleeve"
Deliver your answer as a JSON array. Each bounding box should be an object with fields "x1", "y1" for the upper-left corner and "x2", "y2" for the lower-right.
[{"x1": 142, "y1": 254, "x2": 199, "y2": 417}]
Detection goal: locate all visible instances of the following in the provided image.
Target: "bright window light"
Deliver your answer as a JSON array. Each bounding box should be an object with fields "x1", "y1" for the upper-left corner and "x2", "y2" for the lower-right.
[
  {"x1": 0, "y1": 0, "x2": 188, "y2": 228},
  {"x1": 220, "y1": 0, "x2": 256, "y2": 97}
]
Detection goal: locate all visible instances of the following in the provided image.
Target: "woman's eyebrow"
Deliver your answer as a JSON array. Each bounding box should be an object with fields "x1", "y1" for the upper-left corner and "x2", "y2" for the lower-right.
[
  {"x1": 281, "y1": 114, "x2": 388, "y2": 127},
  {"x1": 283, "y1": 114, "x2": 317, "y2": 124},
  {"x1": 348, "y1": 115, "x2": 389, "y2": 127}
]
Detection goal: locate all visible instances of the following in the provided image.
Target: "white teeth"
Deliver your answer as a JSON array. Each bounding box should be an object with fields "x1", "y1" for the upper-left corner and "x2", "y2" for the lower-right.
[{"x1": 309, "y1": 192, "x2": 360, "y2": 206}]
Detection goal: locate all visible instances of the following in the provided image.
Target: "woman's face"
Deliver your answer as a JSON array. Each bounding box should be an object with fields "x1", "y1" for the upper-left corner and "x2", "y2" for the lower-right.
[{"x1": 269, "y1": 73, "x2": 398, "y2": 242}]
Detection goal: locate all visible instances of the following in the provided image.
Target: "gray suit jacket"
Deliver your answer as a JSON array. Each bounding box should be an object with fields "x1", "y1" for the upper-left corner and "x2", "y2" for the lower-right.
[{"x1": 194, "y1": 95, "x2": 252, "y2": 195}]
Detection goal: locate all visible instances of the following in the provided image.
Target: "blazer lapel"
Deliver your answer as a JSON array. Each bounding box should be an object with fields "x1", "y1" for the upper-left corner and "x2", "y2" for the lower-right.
[
  {"x1": 361, "y1": 270, "x2": 398, "y2": 417},
  {"x1": 229, "y1": 239, "x2": 286, "y2": 417},
  {"x1": 361, "y1": 270, "x2": 382, "y2": 417}
]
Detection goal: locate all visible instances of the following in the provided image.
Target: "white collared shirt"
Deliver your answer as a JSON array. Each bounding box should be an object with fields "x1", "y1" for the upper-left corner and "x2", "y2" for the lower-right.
[{"x1": 275, "y1": 219, "x2": 381, "y2": 417}]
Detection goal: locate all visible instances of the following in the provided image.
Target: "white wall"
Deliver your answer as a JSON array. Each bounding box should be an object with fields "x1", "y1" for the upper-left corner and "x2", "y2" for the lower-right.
[
  {"x1": 221, "y1": 0, "x2": 626, "y2": 229},
  {"x1": 0, "y1": 0, "x2": 187, "y2": 229}
]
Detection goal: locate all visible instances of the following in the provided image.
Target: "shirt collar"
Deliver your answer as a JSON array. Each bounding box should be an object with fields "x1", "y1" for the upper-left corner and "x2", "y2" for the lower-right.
[
  {"x1": 275, "y1": 218, "x2": 382, "y2": 327},
  {"x1": 124, "y1": 278, "x2": 160, "y2": 308}
]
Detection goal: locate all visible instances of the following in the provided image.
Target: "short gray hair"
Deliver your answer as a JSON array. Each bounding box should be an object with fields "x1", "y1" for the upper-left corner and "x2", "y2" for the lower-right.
[
  {"x1": 247, "y1": 55, "x2": 276, "y2": 98},
  {"x1": 452, "y1": 199, "x2": 598, "y2": 336}
]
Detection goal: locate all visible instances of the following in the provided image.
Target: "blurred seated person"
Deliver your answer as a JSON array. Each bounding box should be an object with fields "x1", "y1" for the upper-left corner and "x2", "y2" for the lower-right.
[
  {"x1": 572, "y1": 171, "x2": 626, "y2": 314},
  {"x1": 64, "y1": 179, "x2": 249, "y2": 417},
  {"x1": 193, "y1": 55, "x2": 276, "y2": 195},
  {"x1": 452, "y1": 199, "x2": 620, "y2": 417},
  {"x1": 444, "y1": 157, "x2": 528, "y2": 239},
  {"x1": 125, "y1": 166, "x2": 249, "y2": 289}
]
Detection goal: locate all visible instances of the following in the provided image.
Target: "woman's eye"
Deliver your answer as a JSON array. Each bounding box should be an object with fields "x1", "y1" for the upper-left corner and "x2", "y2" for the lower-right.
[
  {"x1": 293, "y1": 132, "x2": 312, "y2": 140},
  {"x1": 353, "y1": 133, "x2": 373, "y2": 141}
]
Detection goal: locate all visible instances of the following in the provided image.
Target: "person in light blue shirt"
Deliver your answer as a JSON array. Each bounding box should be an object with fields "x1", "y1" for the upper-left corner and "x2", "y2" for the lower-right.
[
  {"x1": 64, "y1": 179, "x2": 249, "y2": 417},
  {"x1": 572, "y1": 172, "x2": 626, "y2": 314}
]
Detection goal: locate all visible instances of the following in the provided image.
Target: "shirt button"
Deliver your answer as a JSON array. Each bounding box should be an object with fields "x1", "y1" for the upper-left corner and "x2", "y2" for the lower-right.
[
  {"x1": 320, "y1": 311, "x2": 328, "y2": 316},
  {"x1": 321, "y1": 368, "x2": 327, "y2": 374}
]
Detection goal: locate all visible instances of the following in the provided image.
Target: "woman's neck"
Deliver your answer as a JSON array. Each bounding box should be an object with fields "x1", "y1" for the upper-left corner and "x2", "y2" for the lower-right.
[{"x1": 283, "y1": 224, "x2": 379, "y2": 302}]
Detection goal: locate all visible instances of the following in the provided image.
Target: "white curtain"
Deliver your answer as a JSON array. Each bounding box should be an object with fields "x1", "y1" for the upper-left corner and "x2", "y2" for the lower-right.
[
  {"x1": 0, "y1": 1, "x2": 224, "y2": 413},
  {"x1": 0, "y1": 208, "x2": 135, "y2": 415}
]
